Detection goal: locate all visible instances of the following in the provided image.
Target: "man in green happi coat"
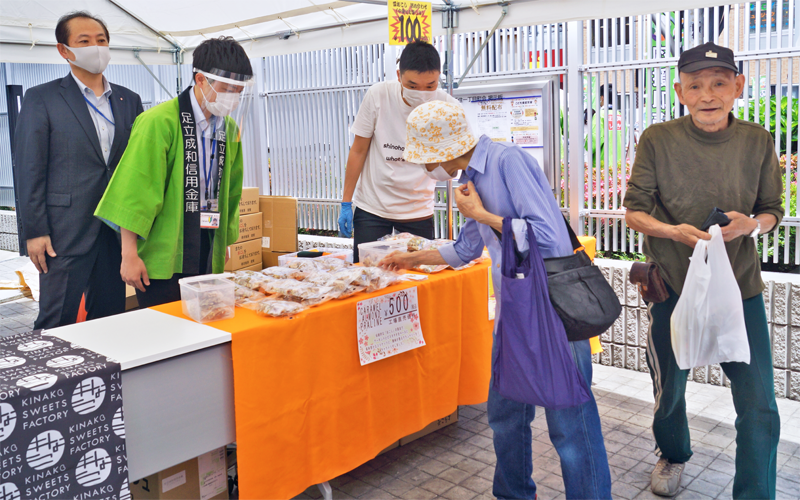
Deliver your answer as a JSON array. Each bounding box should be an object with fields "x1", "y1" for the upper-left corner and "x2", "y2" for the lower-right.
[{"x1": 96, "y1": 36, "x2": 255, "y2": 307}]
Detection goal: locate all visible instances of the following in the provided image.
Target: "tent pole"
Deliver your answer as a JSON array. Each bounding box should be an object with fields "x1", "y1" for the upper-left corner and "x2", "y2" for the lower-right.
[
  {"x1": 134, "y1": 49, "x2": 174, "y2": 99},
  {"x1": 443, "y1": 1, "x2": 457, "y2": 240},
  {"x1": 455, "y1": 4, "x2": 508, "y2": 88}
]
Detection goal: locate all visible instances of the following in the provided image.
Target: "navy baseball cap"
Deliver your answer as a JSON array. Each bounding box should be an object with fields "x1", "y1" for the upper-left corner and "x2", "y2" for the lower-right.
[{"x1": 678, "y1": 42, "x2": 738, "y2": 74}]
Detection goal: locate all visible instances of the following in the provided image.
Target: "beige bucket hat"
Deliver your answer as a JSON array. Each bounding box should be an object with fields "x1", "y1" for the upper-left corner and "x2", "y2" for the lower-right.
[{"x1": 403, "y1": 101, "x2": 478, "y2": 164}]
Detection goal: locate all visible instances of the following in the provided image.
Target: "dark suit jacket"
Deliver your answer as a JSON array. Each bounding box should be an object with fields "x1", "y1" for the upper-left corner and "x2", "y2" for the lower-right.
[{"x1": 14, "y1": 74, "x2": 144, "y2": 256}]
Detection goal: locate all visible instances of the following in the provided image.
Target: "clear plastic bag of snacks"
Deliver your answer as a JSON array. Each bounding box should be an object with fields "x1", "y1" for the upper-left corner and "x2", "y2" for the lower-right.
[
  {"x1": 312, "y1": 256, "x2": 352, "y2": 272},
  {"x1": 379, "y1": 231, "x2": 416, "y2": 242},
  {"x1": 231, "y1": 270, "x2": 273, "y2": 290},
  {"x1": 234, "y1": 284, "x2": 267, "y2": 310},
  {"x1": 277, "y1": 281, "x2": 335, "y2": 304},
  {"x1": 333, "y1": 285, "x2": 366, "y2": 300},
  {"x1": 363, "y1": 267, "x2": 401, "y2": 293},
  {"x1": 261, "y1": 266, "x2": 307, "y2": 281},
  {"x1": 406, "y1": 236, "x2": 429, "y2": 252},
  {"x1": 255, "y1": 299, "x2": 307, "y2": 318},
  {"x1": 283, "y1": 259, "x2": 323, "y2": 273},
  {"x1": 304, "y1": 271, "x2": 335, "y2": 287},
  {"x1": 259, "y1": 279, "x2": 303, "y2": 295},
  {"x1": 415, "y1": 264, "x2": 449, "y2": 274},
  {"x1": 330, "y1": 267, "x2": 372, "y2": 288}
]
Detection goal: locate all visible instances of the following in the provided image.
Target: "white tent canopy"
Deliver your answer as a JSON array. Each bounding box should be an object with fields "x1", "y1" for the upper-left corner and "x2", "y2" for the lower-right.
[{"x1": 1, "y1": 0, "x2": 730, "y2": 66}]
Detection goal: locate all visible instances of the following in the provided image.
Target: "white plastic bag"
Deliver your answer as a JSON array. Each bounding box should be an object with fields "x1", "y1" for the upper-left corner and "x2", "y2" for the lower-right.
[{"x1": 670, "y1": 224, "x2": 750, "y2": 369}]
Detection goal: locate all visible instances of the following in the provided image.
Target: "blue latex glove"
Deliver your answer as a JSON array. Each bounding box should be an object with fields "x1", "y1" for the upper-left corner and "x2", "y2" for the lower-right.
[{"x1": 338, "y1": 202, "x2": 353, "y2": 238}]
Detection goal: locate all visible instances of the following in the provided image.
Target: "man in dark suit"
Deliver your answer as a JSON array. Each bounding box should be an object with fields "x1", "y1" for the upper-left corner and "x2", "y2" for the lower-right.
[{"x1": 14, "y1": 11, "x2": 144, "y2": 329}]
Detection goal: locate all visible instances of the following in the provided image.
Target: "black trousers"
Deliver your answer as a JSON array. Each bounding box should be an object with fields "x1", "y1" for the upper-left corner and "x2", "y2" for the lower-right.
[
  {"x1": 35, "y1": 224, "x2": 125, "y2": 329},
  {"x1": 352, "y1": 207, "x2": 434, "y2": 263},
  {"x1": 135, "y1": 229, "x2": 215, "y2": 309}
]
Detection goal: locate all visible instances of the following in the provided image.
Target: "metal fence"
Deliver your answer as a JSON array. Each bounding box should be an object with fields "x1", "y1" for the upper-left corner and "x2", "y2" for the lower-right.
[
  {"x1": 582, "y1": 3, "x2": 800, "y2": 266},
  {"x1": 1, "y1": 3, "x2": 799, "y2": 265}
]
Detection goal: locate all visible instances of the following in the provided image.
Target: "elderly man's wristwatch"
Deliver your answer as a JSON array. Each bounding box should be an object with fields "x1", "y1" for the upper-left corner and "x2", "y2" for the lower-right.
[{"x1": 750, "y1": 219, "x2": 761, "y2": 238}]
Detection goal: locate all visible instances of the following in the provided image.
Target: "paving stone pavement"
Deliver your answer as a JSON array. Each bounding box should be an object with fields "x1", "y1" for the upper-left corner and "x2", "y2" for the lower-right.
[
  {"x1": 1, "y1": 257, "x2": 798, "y2": 499},
  {"x1": 291, "y1": 365, "x2": 800, "y2": 500},
  {"x1": 0, "y1": 251, "x2": 38, "y2": 337}
]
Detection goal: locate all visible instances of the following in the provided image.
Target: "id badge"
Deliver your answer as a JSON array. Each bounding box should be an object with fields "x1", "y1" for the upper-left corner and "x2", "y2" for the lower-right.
[{"x1": 200, "y1": 211, "x2": 221, "y2": 229}]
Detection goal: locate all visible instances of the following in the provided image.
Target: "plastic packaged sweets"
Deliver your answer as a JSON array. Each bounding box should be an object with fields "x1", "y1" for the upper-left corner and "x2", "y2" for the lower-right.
[
  {"x1": 379, "y1": 231, "x2": 415, "y2": 242},
  {"x1": 334, "y1": 285, "x2": 366, "y2": 300},
  {"x1": 234, "y1": 283, "x2": 266, "y2": 302},
  {"x1": 304, "y1": 271, "x2": 335, "y2": 286},
  {"x1": 259, "y1": 279, "x2": 303, "y2": 295},
  {"x1": 277, "y1": 281, "x2": 334, "y2": 303},
  {"x1": 406, "y1": 236, "x2": 429, "y2": 252},
  {"x1": 231, "y1": 270, "x2": 272, "y2": 290},
  {"x1": 363, "y1": 267, "x2": 401, "y2": 293},
  {"x1": 312, "y1": 256, "x2": 352, "y2": 272},
  {"x1": 415, "y1": 264, "x2": 448, "y2": 274},
  {"x1": 185, "y1": 290, "x2": 234, "y2": 322},
  {"x1": 330, "y1": 267, "x2": 372, "y2": 288},
  {"x1": 261, "y1": 266, "x2": 306, "y2": 281},
  {"x1": 255, "y1": 299, "x2": 307, "y2": 318},
  {"x1": 284, "y1": 258, "x2": 323, "y2": 273}
]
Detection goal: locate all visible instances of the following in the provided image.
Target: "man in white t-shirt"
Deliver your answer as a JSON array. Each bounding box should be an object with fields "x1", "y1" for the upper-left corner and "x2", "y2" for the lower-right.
[{"x1": 338, "y1": 41, "x2": 458, "y2": 261}]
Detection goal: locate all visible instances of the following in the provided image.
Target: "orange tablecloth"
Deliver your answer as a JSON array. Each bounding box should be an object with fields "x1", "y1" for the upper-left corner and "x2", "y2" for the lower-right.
[{"x1": 153, "y1": 262, "x2": 494, "y2": 499}]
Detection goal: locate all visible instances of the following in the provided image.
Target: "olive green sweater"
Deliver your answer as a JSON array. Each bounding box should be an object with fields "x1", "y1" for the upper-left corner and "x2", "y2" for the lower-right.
[{"x1": 623, "y1": 114, "x2": 783, "y2": 299}]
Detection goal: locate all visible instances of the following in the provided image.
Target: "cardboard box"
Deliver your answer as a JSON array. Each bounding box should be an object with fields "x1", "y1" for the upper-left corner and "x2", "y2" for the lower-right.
[
  {"x1": 239, "y1": 187, "x2": 260, "y2": 215},
  {"x1": 239, "y1": 262, "x2": 263, "y2": 272},
  {"x1": 259, "y1": 196, "x2": 298, "y2": 253},
  {"x1": 225, "y1": 239, "x2": 262, "y2": 271},
  {"x1": 234, "y1": 212, "x2": 262, "y2": 244},
  {"x1": 261, "y1": 249, "x2": 292, "y2": 269},
  {"x1": 399, "y1": 409, "x2": 458, "y2": 446},
  {"x1": 125, "y1": 285, "x2": 138, "y2": 311},
  {"x1": 130, "y1": 447, "x2": 228, "y2": 500}
]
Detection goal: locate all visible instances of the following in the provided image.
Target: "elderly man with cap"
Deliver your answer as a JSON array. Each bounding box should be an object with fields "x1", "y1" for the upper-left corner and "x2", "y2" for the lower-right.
[
  {"x1": 623, "y1": 42, "x2": 783, "y2": 498},
  {"x1": 380, "y1": 101, "x2": 612, "y2": 500}
]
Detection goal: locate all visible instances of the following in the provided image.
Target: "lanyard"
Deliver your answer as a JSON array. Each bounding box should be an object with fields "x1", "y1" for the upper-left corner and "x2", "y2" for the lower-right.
[
  {"x1": 83, "y1": 95, "x2": 115, "y2": 126},
  {"x1": 201, "y1": 119, "x2": 219, "y2": 208}
]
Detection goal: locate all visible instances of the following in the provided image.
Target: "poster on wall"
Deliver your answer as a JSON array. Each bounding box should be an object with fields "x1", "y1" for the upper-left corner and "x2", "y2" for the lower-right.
[
  {"x1": 465, "y1": 94, "x2": 543, "y2": 147},
  {"x1": 461, "y1": 93, "x2": 545, "y2": 169}
]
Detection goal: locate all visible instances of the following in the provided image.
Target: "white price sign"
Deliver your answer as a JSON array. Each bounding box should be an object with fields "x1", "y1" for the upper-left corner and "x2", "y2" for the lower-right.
[{"x1": 357, "y1": 287, "x2": 425, "y2": 366}]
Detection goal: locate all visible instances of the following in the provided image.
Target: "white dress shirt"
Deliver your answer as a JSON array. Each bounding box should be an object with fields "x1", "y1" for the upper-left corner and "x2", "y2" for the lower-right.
[
  {"x1": 190, "y1": 87, "x2": 223, "y2": 211},
  {"x1": 72, "y1": 72, "x2": 114, "y2": 163}
]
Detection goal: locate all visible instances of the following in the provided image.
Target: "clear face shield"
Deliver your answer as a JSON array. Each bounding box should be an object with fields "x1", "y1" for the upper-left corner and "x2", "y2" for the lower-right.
[{"x1": 195, "y1": 68, "x2": 256, "y2": 143}]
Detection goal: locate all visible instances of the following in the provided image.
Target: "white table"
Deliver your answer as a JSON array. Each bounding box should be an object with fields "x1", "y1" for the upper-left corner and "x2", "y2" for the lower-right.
[
  {"x1": 51, "y1": 308, "x2": 235, "y2": 481},
  {"x1": 51, "y1": 309, "x2": 334, "y2": 500}
]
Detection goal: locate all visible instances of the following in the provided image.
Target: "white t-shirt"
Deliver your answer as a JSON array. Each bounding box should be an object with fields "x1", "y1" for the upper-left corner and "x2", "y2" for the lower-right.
[{"x1": 350, "y1": 80, "x2": 458, "y2": 220}]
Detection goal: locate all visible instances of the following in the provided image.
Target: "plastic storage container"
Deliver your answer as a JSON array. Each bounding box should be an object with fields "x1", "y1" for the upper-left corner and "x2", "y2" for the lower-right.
[
  {"x1": 278, "y1": 247, "x2": 354, "y2": 266},
  {"x1": 357, "y1": 240, "x2": 408, "y2": 267},
  {"x1": 179, "y1": 274, "x2": 235, "y2": 323}
]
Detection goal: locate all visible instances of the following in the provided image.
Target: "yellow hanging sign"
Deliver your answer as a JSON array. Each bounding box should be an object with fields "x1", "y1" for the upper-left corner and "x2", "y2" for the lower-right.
[{"x1": 388, "y1": 1, "x2": 432, "y2": 46}]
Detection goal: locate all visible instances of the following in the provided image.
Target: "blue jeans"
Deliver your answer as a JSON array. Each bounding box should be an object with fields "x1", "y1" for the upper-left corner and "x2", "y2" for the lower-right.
[{"x1": 488, "y1": 339, "x2": 612, "y2": 500}]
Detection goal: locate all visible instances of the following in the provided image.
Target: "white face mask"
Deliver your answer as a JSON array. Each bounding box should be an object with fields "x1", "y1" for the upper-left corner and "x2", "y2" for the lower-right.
[
  {"x1": 65, "y1": 45, "x2": 111, "y2": 74},
  {"x1": 402, "y1": 87, "x2": 437, "y2": 108},
  {"x1": 202, "y1": 82, "x2": 240, "y2": 117},
  {"x1": 424, "y1": 165, "x2": 458, "y2": 182}
]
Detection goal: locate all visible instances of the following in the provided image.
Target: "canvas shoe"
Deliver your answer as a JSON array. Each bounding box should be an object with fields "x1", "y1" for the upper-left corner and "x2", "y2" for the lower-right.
[{"x1": 651, "y1": 457, "x2": 684, "y2": 497}]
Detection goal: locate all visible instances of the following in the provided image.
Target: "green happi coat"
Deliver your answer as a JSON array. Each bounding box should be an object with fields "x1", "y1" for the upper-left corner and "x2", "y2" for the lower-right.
[{"x1": 95, "y1": 95, "x2": 243, "y2": 280}]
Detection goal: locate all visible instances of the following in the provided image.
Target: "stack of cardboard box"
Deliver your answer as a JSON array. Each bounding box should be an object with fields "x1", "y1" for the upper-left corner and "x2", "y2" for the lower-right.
[
  {"x1": 259, "y1": 196, "x2": 298, "y2": 268},
  {"x1": 225, "y1": 188, "x2": 263, "y2": 272}
]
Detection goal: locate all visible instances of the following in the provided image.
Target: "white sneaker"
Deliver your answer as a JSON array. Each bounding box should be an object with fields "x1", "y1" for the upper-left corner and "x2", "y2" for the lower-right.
[{"x1": 650, "y1": 457, "x2": 684, "y2": 497}]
